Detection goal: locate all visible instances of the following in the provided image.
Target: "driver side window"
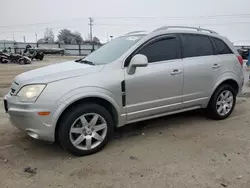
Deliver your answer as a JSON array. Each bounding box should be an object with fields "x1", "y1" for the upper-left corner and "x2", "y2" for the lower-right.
[{"x1": 136, "y1": 37, "x2": 181, "y2": 63}]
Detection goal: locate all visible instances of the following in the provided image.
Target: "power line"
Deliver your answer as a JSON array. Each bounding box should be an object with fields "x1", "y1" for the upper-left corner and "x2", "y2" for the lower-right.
[
  {"x1": 1, "y1": 14, "x2": 250, "y2": 28},
  {"x1": 95, "y1": 21, "x2": 250, "y2": 27},
  {"x1": 94, "y1": 13, "x2": 250, "y2": 19},
  {"x1": 1, "y1": 21, "x2": 250, "y2": 34},
  {"x1": 0, "y1": 18, "x2": 89, "y2": 28}
]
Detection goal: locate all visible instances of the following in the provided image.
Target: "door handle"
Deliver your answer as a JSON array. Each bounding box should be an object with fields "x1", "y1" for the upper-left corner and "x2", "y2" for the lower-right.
[
  {"x1": 171, "y1": 69, "x2": 182, "y2": 75},
  {"x1": 212, "y1": 64, "x2": 221, "y2": 69}
]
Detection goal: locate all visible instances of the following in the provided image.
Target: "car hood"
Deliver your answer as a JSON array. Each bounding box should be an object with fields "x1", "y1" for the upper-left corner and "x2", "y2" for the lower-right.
[{"x1": 14, "y1": 60, "x2": 104, "y2": 85}]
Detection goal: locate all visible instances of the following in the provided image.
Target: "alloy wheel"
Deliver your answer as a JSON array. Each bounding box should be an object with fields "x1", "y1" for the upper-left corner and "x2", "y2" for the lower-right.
[
  {"x1": 69, "y1": 113, "x2": 108, "y2": 150},
  {"x1": 216, "y1": 90, "x2": 234, "y2": 116}
]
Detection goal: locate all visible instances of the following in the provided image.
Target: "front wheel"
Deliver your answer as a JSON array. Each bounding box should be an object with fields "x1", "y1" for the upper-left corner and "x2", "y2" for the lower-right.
[
  {"x1": 58, "y1": 103, "x2": 114, "y2": 156},
  {"x1": 207, "y1": 84, "x2": 236, "y2": 120}
]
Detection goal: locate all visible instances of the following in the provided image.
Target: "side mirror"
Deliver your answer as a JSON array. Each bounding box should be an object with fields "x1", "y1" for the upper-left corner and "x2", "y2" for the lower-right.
[{"x1": 127, "y1": 54, "x2": 148, "y2": 75}]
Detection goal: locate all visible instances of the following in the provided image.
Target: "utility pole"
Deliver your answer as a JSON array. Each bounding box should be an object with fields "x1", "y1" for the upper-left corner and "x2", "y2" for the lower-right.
[
  {"x1": 89, "y1": 17, "x2": 94, "y2": 42},
  {"x1": 23, "y1": 36, "x2": 26, "y2": 43},
  {"x1": 35, "y1": 32, "x2": 38, "y2": 47},
  {"x1": 12, "y1": 32, "x2": 15, "y2": 41},
  {"x1": 89, "y1": 17, "x2": 94, "y2": 52}
]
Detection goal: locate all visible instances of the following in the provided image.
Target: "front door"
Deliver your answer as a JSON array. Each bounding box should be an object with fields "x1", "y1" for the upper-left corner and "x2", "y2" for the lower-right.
[{"x1": 124, "y1": 35, "x2": 184, "y2": 122}]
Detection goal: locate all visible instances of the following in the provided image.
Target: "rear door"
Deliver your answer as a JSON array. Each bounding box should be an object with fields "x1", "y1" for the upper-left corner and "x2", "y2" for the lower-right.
[{"x1": 180, "y1": 33, "x2": 221, "y2": 108}]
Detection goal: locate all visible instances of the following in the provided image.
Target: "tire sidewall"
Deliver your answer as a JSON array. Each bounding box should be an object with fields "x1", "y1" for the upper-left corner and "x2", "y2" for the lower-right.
[
  {"x1": 58, "y1": 103, "x2": 114, "y2": 156},
  {"x1": 40, "y1": 53, "x2": 44, "y2": 60},
  {"x1": 19, "y1": 59, "x2": 24, "y2": 65},
  {"x1": 209, "y1": 84, "x2": 236, "y2": 119}
]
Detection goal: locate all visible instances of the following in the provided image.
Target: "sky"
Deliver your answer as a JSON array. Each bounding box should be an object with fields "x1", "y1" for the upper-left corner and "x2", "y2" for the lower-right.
[{"x1": 1, "y1": 0, "x2": 250, "y2": 45}]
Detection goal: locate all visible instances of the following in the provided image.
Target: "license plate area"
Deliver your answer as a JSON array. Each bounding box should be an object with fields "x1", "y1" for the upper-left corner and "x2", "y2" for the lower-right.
[{"x1": 4, "y1": 100, "x2": 8, "y2": 112}]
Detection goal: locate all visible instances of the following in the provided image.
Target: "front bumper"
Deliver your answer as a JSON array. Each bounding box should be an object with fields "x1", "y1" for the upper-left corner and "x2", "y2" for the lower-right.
[{"x1": 4, "y1": 94, "x2": 56, "y2": 142}]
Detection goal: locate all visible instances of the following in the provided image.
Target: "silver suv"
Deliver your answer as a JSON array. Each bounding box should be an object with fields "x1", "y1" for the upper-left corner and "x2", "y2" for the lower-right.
[{"x1": 4, "y1": 26, "x2": 244, "y2": 156}]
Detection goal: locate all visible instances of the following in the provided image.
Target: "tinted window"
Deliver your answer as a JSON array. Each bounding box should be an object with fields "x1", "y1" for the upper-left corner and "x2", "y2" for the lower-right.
[
  {"x1": 212, "y1": 37, "x2": 233, "y2": 55},
  {"x1": 137, "y1": 37, "x2": 181, "y2": 63},
  {"x1": 181, "y1": 34, "x2": 214, "y2": 58}
]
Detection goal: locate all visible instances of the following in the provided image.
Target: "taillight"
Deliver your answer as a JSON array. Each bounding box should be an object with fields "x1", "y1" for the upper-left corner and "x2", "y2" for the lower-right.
[{"x1": 237, "y1": 55, "x2": 243, "y2": 66}]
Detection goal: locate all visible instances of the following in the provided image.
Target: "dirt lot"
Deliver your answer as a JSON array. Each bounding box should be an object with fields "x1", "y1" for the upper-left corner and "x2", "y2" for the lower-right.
[{"x1": 1, "y1": 57, "x2": 250, "y2": 188}]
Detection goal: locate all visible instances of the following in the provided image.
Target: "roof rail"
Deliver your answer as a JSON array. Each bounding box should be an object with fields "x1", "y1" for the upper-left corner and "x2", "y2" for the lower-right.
[
  {"x1": 124, "y1": 30, "x2": 148, "y2": 35},
  {"x1": 153, "y1": 26, "x2": 218, "y2": 34}
]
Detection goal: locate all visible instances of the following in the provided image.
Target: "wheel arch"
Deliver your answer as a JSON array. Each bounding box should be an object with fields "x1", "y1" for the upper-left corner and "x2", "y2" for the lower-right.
[
  {"x1": 208, "y1": 78, "x2": 239, "y2": 107},
  {"x1": 212, "y1": 78, "x2": 239, "y2": 95},
  {"x1": 54, "y1": 95, "x2": 120, "y2": 142}
]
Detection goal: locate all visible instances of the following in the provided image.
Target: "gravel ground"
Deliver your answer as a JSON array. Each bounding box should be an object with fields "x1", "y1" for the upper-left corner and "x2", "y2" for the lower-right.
[{"x1": 1, "y1": 57, "x2": 250, "y2": 188}]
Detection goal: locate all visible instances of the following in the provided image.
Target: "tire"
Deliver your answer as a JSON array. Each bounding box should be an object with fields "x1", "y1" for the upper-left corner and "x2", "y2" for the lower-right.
[
  {"x1": 207, "y1": 84, "x2": 236, "y2": 120},
  {"x1": 19, "y1": 59, "x2": 25, "y2": 65},
  {"x1": 58, "y1": 103, "x2": 114, "y2": 156},
  {"x1": 40, "y1": 54, "x2": 44, "y2": 60},
  {"x1": 2, "y1": 58, "x2": 9, "y2": 64}
]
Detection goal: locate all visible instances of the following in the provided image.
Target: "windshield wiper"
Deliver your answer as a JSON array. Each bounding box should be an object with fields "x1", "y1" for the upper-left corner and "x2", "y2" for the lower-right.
[{"x1": 75, "y1": 59, "x2": 95, "y2": 65}]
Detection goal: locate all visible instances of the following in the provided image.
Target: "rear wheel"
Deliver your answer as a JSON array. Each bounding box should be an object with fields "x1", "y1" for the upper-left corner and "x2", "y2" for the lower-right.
[
  {"x1": 58, "y1": 103, "x2": 114, "y2": 156},
  {"x1": 207, "y1": 84, "x2": 236, "y2": 120}
]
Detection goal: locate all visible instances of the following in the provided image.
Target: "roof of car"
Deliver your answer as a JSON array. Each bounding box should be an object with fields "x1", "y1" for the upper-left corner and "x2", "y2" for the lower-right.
[{"x1": 125, "y1": 26, "x2": 222, "y2": 39}]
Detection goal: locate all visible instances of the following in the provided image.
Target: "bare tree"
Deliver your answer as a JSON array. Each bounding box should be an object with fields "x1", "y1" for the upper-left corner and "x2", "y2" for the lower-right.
[
  {"x1": 44, "y1": 28, "x2": 55, "y2": 42},
  {"x1": 38, "y1": 28, "x2": 55, "y2": 43}
]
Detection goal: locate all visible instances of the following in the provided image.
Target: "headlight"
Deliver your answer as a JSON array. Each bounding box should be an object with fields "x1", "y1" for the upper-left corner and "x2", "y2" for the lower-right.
[{"x1": 17, "y1": 84, "x2": 46, "y2": 102}]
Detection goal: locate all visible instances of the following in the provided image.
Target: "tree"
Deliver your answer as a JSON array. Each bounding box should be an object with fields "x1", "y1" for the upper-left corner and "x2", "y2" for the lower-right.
[
  {"x1": 74, "y1": 32, "x2": 84, "y2": 44},
  {"x1": 93, "y1": 36, "x2": 100, "y2": 43},
  {"x1": 57, "y1": 29, "x2": 84, "y2": 44},
  {"x1": 38, "y1": 28, "x2": 55, "y2": 43}
]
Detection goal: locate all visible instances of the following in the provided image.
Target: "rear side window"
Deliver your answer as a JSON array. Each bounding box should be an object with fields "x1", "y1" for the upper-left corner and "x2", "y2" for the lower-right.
[
  {"x1": 180, "y1": 34, "x2": 214, "y2": 58},
  {"x1": 136, "y1": 36, "x2": 181, "y2": 63},
  {"x1": 211, "y1": 37, "x2": 233, "y2": 55}
]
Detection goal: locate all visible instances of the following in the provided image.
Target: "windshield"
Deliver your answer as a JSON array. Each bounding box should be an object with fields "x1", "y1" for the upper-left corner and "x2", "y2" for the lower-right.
[{"x1": 83, "y1": 35, "x2": 144, "y2": 65}]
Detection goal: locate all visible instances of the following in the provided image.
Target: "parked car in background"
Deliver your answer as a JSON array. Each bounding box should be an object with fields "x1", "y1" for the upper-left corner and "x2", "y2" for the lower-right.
[{"x1": 4, "y1": 26, "x2": 244, "y2": 156}]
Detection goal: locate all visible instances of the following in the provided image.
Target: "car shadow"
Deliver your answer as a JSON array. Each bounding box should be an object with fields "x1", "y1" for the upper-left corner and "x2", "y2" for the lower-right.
[
  {"x1": 113, "y1": 109, "x2": 206, "y2": 140},
  {"x1": 3, "y1": 109, "x2": 207, "y2": 159}
]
